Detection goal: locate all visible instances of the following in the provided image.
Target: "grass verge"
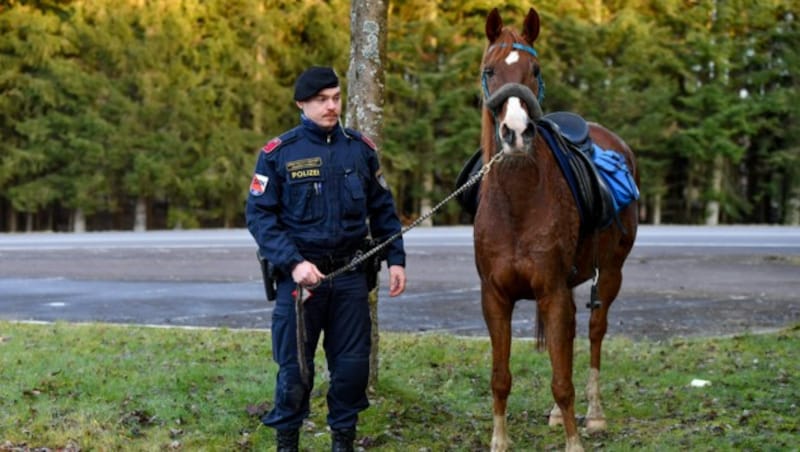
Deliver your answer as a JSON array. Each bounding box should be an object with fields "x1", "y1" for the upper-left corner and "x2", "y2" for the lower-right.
[{"x1": 1, "y1": 321, "x2": 798, "y2": 451}]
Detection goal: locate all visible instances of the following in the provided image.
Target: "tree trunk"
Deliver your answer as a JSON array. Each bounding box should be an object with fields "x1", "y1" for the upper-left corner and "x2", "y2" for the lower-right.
[
  {"x1": 787, "y1": 184, "x2": 800, "y2": 225},
  {"x1": 346, "y1": 0, "x2": 387, "y2": 389},
  {"x1": 134, "y1": 197, "x2": 147, "y2": 232},
  {"x1": 253, "y1": 3, "x2": 265, "y2": 136},
  {"x1": 652, "y1": 193, "x2": 662, "y2": 225},
  {"x1": 7, "y1": 207, "x2": 17, "y2": 232},
  {"x1": 705, "y1": 155, "x2": 723, "y2": 225},
  {"x1": 419, "y1": 171, "x2": 433, "y2": 227},
  {"x1": 73, "y1": 208, "x2": 86, "y2": 233}
]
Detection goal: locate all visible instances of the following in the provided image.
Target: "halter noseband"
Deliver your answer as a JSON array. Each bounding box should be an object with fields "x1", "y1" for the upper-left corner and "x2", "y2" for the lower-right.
[{"x1": 481, "y1": 42, "x2": 546, "y2": 105}]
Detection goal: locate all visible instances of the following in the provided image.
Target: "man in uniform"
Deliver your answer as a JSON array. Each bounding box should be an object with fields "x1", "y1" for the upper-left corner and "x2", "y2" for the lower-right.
[{"x1": 246, "y1": 66, "x2": 407, "y2": 452}]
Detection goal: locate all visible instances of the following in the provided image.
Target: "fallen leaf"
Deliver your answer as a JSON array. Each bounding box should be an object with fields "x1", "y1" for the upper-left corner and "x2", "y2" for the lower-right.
[{"x1": 245, "y1": 401, "x2": 270, "y2": 417}]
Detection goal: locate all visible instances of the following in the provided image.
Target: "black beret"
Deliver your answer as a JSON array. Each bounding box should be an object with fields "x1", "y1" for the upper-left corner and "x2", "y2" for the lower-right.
[{"x1": 293, "y1": 66, "x2": 340, "y2": 101}]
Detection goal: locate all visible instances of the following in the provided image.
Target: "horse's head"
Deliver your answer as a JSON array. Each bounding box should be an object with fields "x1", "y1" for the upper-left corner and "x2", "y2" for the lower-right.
[{"x1": 481, "y1": 7, "x2": 544, "y2": 156}]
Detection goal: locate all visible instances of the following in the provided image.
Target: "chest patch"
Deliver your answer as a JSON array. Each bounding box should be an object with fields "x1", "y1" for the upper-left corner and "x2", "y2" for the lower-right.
[{"x1": 287, "y1": 157, "x2": 322, "y2": 180}]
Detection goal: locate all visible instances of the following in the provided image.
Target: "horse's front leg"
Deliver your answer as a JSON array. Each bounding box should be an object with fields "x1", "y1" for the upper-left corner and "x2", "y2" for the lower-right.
[
  {"x1": 541, "y1": 287, "x2": 584, "y2": 452},
  {"x1": 482, "y1": 288, "x2": 514, "y2": 452},
  {"x1": 585, "y1": 266, "x2": 623, "y2": 433}
]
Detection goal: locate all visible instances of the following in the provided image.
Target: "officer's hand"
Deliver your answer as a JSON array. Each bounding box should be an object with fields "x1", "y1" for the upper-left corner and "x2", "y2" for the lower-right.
[
  {"x1": 387, "y1": 265, "x2": 406, "y2": 297},
  {"x1": 292, "y1": 261, "x2": 325, "y2": 288}
]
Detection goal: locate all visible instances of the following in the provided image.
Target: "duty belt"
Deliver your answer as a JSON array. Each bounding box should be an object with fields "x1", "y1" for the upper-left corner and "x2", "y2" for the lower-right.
[{"x1": 308, "y1": 253, "x2": 362, "y2": 274}]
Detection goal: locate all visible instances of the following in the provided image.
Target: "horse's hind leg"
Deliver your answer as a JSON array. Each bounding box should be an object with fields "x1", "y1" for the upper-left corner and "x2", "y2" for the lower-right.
[
  {"x1": 482, "y1": 290, "x2": 513, "y2": 451},
  {"x1": 585, "y1": 266, "x2": 623, "y2": 433},
  {"x1": 548, "y1": 403, "x2": 563, "y2": 426}
]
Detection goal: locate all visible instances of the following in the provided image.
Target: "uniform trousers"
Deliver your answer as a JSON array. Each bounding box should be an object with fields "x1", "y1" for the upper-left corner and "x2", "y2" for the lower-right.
[{"x1": 261, "y1": 270, "x2": 371, "y2": 431}]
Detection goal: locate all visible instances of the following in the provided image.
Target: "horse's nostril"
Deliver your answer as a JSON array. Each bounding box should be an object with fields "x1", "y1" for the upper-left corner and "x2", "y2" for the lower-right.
[
  {"x1": 522, "y1": 122, "x2": 536, "y2": 143},
  {"x1": 501, "y1": 124, "x2": 515, "y2": 145}
]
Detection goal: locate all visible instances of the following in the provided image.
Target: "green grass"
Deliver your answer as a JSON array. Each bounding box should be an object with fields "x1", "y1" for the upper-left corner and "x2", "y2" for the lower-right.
[{"x1": 1, "y1": 321, "x2": 798, "y2": 451}]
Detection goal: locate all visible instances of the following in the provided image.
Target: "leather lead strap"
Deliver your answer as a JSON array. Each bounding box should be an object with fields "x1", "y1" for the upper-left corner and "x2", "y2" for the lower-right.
[{"x1": 294, "y1": 285, "x2": 310, "y2": 387}]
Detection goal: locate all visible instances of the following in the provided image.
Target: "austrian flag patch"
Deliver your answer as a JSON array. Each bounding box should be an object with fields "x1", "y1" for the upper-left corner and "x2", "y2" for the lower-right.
[{"x1": 250, "y1": 173, "x2": 269, "y2": 196}]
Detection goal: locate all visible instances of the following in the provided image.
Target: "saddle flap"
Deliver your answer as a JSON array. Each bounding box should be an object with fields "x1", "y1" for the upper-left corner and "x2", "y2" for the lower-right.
[
  {"x1": 538, "y1": 119, "x2": 615, "y2": 233},
  {"x1": 455, "y1": 148, "x2": 483, "y2": 217}
]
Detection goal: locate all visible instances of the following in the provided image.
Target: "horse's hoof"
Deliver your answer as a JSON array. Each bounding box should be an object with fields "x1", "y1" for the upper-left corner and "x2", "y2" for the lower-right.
[
  {"x1": 548, "y1": 413, "x2": 564, "y2": 427},
  {"x1": 491, "y1": 439, "x2": 510, "y2": 452},
  {"x1": 585, "y1": 417, "x2": 607, "y2": 433},
  {"x1": 565, "y1": 436, "x2": 584, "y2": 452}
]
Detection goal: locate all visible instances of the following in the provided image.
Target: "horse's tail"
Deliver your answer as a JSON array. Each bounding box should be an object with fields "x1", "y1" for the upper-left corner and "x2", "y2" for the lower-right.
[{"x1": 535, "y1": 303, "x2": 546, "y2": 351}]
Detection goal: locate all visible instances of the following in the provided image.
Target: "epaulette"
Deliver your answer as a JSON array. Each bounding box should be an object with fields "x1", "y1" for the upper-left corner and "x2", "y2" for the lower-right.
[
  {"x1": 261, "y1": 129, "x2": 300, "y2": 154},
  {"x1": 345, "y1": 128, "x2": 378, "y2": 151}
]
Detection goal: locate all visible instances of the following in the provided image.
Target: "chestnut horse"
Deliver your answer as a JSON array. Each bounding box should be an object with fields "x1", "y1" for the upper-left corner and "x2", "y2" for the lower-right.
[{"x1": 474, "y1": 7, "x2": 638, "y2": 452}]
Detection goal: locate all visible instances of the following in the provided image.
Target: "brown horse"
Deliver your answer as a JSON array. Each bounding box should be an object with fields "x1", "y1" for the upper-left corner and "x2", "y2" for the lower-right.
[{"x1": 474, "y1": 7, "x2": 639, "y2": 452}]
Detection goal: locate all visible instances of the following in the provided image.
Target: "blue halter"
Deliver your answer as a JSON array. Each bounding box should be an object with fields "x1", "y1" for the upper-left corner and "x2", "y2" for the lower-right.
[{"x1": 482, "y1": 42, "x2": 546, "y2": 105}]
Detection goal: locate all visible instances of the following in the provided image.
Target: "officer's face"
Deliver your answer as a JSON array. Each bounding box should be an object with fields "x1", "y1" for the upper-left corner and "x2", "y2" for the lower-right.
[{"x1": 297, "y1": 87, "x2": 342, "y2": 131}]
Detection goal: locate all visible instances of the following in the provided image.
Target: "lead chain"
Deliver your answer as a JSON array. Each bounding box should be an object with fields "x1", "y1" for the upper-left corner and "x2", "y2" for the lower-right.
[{"x1": 320, "y1": 150, "x2": 505, "y2": 283}]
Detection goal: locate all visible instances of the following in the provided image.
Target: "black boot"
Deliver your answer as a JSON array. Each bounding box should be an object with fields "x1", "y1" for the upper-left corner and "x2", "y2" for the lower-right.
[
  {"x1": 331, "y1": 427, "x2": 356, "y2": 452},
  {"x1": 276, "y1": 429, "x2": 299, "y2": 452}
]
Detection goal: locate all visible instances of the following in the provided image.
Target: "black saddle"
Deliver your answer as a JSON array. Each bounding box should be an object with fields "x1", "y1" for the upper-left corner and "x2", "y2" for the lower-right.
[{"x1": 543, "y1": 111, "x2": 592, "y2": 155}]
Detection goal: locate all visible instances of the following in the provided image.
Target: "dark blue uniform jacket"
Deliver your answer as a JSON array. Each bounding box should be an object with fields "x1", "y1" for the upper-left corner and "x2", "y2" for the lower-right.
[{"x1": 246, "y1": 115, "x2": 405, "y2": 275}]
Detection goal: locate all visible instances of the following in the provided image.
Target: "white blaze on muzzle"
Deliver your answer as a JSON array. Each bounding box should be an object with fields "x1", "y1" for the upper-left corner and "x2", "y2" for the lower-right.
[
  {"x1": 501, "y1": 97, "x2": 530, "y2": 152},
  {"x1": 501, "y1": 50, "x2": 528, "y2": 152},
  {"x1": 485, "y1": 83, "x2": 543, "y2": 155}
]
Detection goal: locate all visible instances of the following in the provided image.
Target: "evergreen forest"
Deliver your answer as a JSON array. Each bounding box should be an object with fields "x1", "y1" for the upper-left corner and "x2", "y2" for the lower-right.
[{"x1": 1, "y1": 0, "x2": 798, "y2": 232}]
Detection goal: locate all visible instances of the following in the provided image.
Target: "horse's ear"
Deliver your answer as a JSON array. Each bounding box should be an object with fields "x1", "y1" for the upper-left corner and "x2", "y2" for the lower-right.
[
  {"x1": 485, "y1": 8, "x2": 503, "y2": 42},
  {"x1": 523, "y1": 7, "x2": 540, "y2": 44}
]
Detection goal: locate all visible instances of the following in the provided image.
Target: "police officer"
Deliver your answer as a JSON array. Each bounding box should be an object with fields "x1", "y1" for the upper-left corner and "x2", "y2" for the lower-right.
[{"x1": 246, "y1": 66, "x2": 407, "y2": 452}]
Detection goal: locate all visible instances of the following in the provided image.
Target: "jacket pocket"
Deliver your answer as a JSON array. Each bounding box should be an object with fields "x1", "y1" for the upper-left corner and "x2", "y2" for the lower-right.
[
  {"x1": 287, "y1": 180, "x2": 325, "y2": 224},
  {"x1": 341, "y1": 169, "x2": 367, "y2": 226}
]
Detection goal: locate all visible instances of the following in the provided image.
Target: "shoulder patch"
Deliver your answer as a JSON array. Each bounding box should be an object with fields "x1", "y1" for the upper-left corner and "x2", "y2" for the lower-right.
[
  {"x1": 250, "y1": 173, "x2": 269, "y2": 196},
  {"x1": 262, "y1": 137, "x2": 282, "y2": 154},
  {"x1": 360, "y1": 134, "x2": 378, "y2": 151}
]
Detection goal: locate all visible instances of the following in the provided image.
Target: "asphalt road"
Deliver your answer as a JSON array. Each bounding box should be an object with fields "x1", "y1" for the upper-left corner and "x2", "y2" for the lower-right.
[{"x1": 1, "y1": 226, "x2": 798, "y2": 341}]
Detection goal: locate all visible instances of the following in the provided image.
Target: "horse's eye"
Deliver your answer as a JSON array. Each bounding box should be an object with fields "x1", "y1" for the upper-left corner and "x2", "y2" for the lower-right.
[
  {"x1": 533, "y1": 64, "x2": 541, "y2": 77},
  {"x1": 483, "y1": 67, "x2": 495, "y2": 78}
]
